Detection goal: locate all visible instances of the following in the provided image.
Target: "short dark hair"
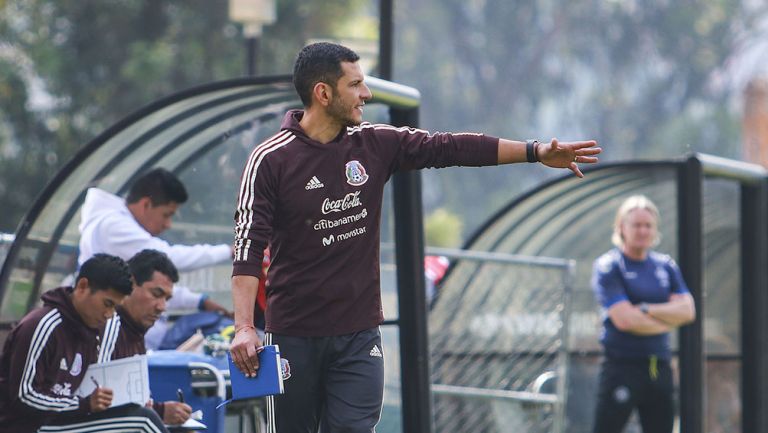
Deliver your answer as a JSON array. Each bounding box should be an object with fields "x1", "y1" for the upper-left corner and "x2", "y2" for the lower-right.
[
  {"x1": 77, "y1": 253, "x2": 133, "y2": 295},
  {"x1": 293, "y1": 42, "x2": 360, "y2": 107},
  {"x1": 127, "y1": 249, "x2": 179, "y2": 286},
  {"x1": 126, "y1": 168, "x2": 188, "y2": 205}
]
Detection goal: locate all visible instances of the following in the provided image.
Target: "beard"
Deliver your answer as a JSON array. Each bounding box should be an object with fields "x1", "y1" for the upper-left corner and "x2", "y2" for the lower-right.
[{"x1": 328, "y1": 91, "x2": 361, "y2": 127}]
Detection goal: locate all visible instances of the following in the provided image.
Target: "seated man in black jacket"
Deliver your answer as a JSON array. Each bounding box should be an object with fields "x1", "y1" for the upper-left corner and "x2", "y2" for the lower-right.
[
  {"x1": 99, "y1": 249, "x2": 192, "y2": 425},
  {"x1": 0, "y1": 253, "x2": 168, "y2": 433}
]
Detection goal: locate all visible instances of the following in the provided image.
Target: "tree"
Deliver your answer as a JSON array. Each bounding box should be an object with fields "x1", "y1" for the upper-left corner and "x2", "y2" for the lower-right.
[
  {"x1": 394, "y1": 0, "x2": 766, "y2": 239},
  {"x1": 424, "y1": 208, "x2": 463, "y2": 248},
  {"x1": 0, "y1": 0, "x2": 369, "y2": 232}
]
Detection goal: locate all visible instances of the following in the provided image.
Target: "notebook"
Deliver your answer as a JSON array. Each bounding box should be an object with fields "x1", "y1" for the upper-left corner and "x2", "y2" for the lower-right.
[
  {"x1": 75, "y1": 355, "x2": 150, "y2": 407},
  {"x1": 167, "y1": 416, "x2": 207, "y2": 431},
  {"x1": 225, "y1": 345, "x2": 284, "y2": 403}
]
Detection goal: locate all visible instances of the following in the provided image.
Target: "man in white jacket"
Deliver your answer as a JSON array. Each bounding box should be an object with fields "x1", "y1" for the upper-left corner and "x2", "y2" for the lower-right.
[{"x1": 78, "y1": 168, "x2": 233, "y2": 349}]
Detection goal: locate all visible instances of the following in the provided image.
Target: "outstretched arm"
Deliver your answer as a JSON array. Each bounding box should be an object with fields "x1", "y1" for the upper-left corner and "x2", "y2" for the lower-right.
[{"x1": 497, "y1": 138, "x2": 601, "y2": 177}]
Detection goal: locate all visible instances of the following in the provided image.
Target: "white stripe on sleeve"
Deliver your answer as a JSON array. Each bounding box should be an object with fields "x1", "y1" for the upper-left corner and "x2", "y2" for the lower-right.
[
  {"x1": 234, "y1": 131, "x2": 294, "y2": 261},
  {"x1": 18, "y1": 309, "x2": 81, "y2": 411}
]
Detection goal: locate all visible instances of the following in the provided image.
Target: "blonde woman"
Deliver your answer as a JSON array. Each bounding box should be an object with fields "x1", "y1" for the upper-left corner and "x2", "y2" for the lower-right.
[{"x1": 592, "y1": 195, "x2": 696, "y2": 433}]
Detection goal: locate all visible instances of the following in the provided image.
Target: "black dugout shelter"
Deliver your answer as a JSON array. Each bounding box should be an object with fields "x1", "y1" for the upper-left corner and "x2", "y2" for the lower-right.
[
  {"x1": 454, "y1": 154, "x2": 768, "y2": 433},
  {"x1": 0, "y1": 75, "x2": 433, "y2": 432},
  {"x1": 1, "y1": 71, "x2": 766, "y2": 433}
]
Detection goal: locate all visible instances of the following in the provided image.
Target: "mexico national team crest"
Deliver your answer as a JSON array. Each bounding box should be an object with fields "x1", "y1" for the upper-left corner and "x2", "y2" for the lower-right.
[
  {"x1": 281, "y1": 358, "x2": 291, "y2": 381},
  {"x1": 345, "y1": 160, "x2": 369, "y2": 186}
]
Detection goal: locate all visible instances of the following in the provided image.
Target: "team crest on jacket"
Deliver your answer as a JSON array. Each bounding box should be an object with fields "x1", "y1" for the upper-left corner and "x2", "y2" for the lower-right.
[
  {"x1": 70, "y1": 353, "x2": 83, "y2": 376},
  {"x1": 345, "y1": 160, "x2": 369, "y2": 186},
  {"x1": 281, "y1": 358, "x2": 291, "y2": 381}
]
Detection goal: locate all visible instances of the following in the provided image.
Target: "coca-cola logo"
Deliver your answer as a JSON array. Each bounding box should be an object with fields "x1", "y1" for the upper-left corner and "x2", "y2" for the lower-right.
[{"x1": 321, "y1": 191, "x2": 362, "y2": 214}]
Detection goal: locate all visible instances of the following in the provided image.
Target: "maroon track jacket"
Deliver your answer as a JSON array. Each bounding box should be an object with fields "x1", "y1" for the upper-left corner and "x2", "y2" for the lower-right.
[
  {"x1": 0, "y1": 287, "x2": 100, "y2": 432},
  {"x1": 233, "y1": 110, "x2": 499, "y2": 336},
  {"x1": 98, "y1": 305, "x2": 166, "y2": 418}
]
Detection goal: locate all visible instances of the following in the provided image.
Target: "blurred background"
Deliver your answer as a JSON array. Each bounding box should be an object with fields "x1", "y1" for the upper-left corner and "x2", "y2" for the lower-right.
[
  {"x1": 2, "y1": 0, "x2": 768, "y2": 246},
  {"x1": 3, "y1": 2, "x2": 768, "y2": 433}
]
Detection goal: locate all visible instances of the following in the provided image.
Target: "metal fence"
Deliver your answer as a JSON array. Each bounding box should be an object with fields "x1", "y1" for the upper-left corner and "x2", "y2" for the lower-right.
[
  {"x1": 426, "y1": 248, "x2": 574, "y2": 433},
  {"x1": 62, "y1": 243, "x2": 575, "y2": 433}
]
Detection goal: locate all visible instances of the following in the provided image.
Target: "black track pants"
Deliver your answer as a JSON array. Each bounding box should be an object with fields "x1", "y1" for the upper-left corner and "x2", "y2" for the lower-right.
[
  {"x1": 38, "y1": 403, "x2": 168, "y2": 433},
  {"x1": 592, "y1": 357, "x2": 674, "y2": 433},
  {"x1": 265, "y1": 328, "x2": 384, "y2": 433}
]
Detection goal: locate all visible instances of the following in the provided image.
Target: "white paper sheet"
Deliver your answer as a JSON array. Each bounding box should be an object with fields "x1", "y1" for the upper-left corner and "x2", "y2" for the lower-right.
[{"x1": 75, "y1": 355, "x2": 150, "y2": 407}]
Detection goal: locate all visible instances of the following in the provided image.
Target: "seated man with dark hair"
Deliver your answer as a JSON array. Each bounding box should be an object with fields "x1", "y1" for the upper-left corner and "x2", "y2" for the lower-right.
[
  {"x1": 99, "y1": 249, "x2": 193, "y2": 426},
  {"x1": 0, "y1": 254, "x2": 169, "y2": 433},
  {"x1": 78, "y1": 167, "x2": 233, "y2": 349}
]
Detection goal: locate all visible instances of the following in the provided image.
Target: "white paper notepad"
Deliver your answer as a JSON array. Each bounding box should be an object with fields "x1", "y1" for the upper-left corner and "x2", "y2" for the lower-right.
[{"x1": 75, "y1": 355, "x2": 150, "y2": 407}]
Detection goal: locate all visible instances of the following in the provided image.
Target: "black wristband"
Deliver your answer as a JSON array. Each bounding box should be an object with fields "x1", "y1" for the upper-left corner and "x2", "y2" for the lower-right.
[{"x1": 526, "y1": 139, "x2": 539, "y2": 163}]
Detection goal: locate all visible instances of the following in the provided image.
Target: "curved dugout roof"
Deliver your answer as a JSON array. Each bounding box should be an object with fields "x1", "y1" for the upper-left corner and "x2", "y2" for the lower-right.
[
  {"x1": 447, "y1": 157, "x2": 764, "y2": 354},
  {"x1": 0, "y1": 75, "x2": 419, "y2": 322},
  {"x1": 434, "y1": 155, "x2": 767, "y2": 431}
]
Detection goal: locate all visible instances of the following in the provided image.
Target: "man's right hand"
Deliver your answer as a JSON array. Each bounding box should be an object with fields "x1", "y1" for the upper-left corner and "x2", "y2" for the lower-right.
[
  {"x1": 163, "y1": 401, "x2": 192, "y2": 425},
  {"x1": 230, "y1": 327, "x2": 262, "y2": 377},
  {"x1": 89, "y1": 387, "x2": 113, "y2": 412}
]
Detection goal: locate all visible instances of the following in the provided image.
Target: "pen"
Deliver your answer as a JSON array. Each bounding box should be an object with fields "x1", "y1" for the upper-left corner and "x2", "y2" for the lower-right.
[
  {"x1": 177, "y1": 388, "x2": 185, "y2": 403},
  {"x1": 91, "y1": 377, "x2": 99, "y2": 389}
]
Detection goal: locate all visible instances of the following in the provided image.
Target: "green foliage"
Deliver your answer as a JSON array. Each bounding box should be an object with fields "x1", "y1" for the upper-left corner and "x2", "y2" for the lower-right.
[
  {"x1": 0, "y1": 0, "x2": 368, "y2": 232},
  {"x1": 424, "y1": 208, "x2": 463, "y2": 248},
  {"x1": 0, "y1": 0, "x2": 765, "y2": 243},
  {"x1": 394, "y1": 0, "x2": 763, "y2": 242}
]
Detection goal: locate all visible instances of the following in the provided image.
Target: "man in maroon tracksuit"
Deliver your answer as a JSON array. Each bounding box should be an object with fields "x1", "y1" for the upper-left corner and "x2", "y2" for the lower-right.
[
  {"x1": 0, "y1": 253, "x2": 168, "y2": 432},
  {"x1": 229, "y1": 42, "x2": 602, "y2": 432},
  {"x1": 99, "y1": 249, "x2": 192, "y2": 425}
]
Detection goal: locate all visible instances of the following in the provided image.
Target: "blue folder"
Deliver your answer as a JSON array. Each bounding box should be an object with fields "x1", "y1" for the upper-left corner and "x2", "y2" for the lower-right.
[{"x1": 226, "y1": 345, "x2": 284, "y2": 401}]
